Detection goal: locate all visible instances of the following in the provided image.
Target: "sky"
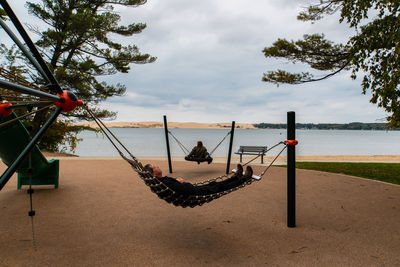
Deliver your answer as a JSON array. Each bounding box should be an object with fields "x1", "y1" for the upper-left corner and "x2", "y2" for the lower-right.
[{"x1": 4, "y1": 0, "x2": 389, "y2": 124}]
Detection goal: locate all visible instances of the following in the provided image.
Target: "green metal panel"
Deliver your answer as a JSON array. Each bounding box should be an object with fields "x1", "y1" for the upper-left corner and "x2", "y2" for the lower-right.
[{"x1": 0, "y1": 112, "x2": 59, "y2": 188}]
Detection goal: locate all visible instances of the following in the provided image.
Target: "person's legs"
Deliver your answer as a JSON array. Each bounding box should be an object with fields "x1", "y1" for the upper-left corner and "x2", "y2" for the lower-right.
[
  {"x1": 235, "y1": 164, "x2": 243, "y2": 178},
  {"x1": 193, "y1": 164, "x2": 253, "y2": 195},
  {"x1": 243, "y1": 166, "x2": 253, "y2": 180}
]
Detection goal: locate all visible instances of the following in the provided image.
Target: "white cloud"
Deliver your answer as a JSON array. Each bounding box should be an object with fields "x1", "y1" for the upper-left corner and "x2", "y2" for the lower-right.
[{"x1": 2, "y1": 0, "x2": 389, "y2": 124}]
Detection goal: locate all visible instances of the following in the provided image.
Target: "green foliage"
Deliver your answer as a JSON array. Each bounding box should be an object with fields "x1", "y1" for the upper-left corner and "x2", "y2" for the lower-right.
[
  {"x1": 26, "y1": 0, "x2": 156, "y2": 109},
  {"x1": 263, "y1": 0, "x2": 400, "y2": 127},
  {"x1": 292, "y1": 162, "x2": 400, "y2": 185},
  {"x1": 23, "y1": 115, "x2": 94, "y2": 153},
  {"x1": 0, "y1": 0, "x2": 155, "y2": 152},
  {"x1": 0, "y1": 8, "x2": 7, "y2": 20}
]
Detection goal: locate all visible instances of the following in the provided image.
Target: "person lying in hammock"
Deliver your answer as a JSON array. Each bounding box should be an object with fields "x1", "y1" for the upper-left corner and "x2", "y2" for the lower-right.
[
  {"x1": 144, "y1": 163, "x2": 253, "y2": 197},
  {"x1": 185, "y1": 141, "x2": 213, "y2": 164}
]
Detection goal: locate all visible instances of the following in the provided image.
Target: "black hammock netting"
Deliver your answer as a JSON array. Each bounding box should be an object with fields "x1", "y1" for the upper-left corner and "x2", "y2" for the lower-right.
[{"x1": 86, "y1": 107, "x2": 288, "y2": 208}]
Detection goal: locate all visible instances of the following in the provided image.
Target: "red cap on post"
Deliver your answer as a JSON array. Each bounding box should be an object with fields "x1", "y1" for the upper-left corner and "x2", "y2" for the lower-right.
[
  {"x1": 55, "y1": 90, "x2": 83, "y2": 112},
  {"x1": 0, "y1": 100, "x2": 12, "y2": 117}
]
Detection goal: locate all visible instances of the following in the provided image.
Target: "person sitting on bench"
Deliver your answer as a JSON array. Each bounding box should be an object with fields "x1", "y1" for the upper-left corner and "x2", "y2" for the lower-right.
[
  {"x1": 144, "y1": 163, "x2": 253, "y2": 197},
  {"x1": 185, "y1": 141, "x2": 213, "y2": 164}
]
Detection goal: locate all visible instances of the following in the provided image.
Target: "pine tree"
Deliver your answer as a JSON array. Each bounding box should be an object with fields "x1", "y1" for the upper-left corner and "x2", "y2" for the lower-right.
[
  {"x1": 0, "y1": 0, "x2": 155, "y2": 151},
  {"x1": 263, "y1": 0, "x2": 400, "y2": 127}
]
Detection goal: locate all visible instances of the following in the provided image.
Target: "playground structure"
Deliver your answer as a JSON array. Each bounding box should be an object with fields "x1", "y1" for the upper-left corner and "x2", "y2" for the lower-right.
[
  {"x1": 0, "y1": 112, "x2": 59, "y2": 189},
  {"x1": 0, "y1": 0, "x2": 83, "y2": 191},
  {"x1": 0, "y1": 0, "x2": 297, "y2": 228}
]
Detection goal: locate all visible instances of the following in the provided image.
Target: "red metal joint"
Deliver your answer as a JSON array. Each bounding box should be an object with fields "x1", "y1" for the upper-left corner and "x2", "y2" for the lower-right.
[
  {"x1": 0, "y1": 100, "x2": 12, "y2": 117},
  {"x1": 284, "y1": 140, "x2": 298, "y2": 146},
  {"x1": 55, "y1": 90, "x2": 83, "y2": 112}
]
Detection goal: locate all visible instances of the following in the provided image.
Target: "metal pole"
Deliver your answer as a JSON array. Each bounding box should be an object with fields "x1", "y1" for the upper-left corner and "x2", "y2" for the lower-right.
[
  {"x1": 226, "y1": 121, "x2": 235, "y2": 174},
  {"x1": 0, "y1": 79, "x2": 63, "y2": 101},
  {"x1": 0, "y1": 18, "x2": 51, "y2": 83},
  {"x1": 0, "y1": 0, "x2": 63, "y2": 94},
  {"x1": 163, "y1": 115, "x2": 173, "y2": 174},
  {"x1": 0, "y1": 107, "x2": 62, "y2": 190},
  {"x1": 287, "y1": 111, "x2": 296, "y2": 228},
  {"x1": 6, "y1": 101, "x2": 53, "y2": 110}
]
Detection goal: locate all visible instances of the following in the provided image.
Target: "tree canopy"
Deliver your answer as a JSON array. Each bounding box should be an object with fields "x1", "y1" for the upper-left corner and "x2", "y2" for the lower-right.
[
  {"x1": 0, "y1": 0, "x2": 155, "y2": 151},
  {"x1": 262, "y1": 0, "x2": 400, "y2": 127}
]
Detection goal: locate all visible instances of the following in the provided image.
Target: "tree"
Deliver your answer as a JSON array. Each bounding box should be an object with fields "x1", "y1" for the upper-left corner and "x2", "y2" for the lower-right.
[
  {"x1": 262, "y1": 0, "x2": 400, "y2": 127},
  {"x1": 0, "y1": 0, "x2": 155, "y2": 151}
]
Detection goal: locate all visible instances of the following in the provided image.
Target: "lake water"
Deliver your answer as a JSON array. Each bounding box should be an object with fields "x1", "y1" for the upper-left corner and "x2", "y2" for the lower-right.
[{"x1": 69, "y1": 128, "x2": 400, "y2": 157}]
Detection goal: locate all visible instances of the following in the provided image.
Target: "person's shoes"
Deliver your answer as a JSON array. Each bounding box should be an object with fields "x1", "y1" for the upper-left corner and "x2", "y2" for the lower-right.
[
  {"x1": 236, "y1": 164, "x2": 243, "y2": 178},
  {"x1": 243, "y1": 166, "x2": 253, "y2": 179}
]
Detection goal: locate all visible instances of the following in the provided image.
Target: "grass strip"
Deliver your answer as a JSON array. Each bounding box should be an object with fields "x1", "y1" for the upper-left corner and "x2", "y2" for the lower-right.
[{"x1": 285, "y1": 162, "x2": 400, "y2": 185}]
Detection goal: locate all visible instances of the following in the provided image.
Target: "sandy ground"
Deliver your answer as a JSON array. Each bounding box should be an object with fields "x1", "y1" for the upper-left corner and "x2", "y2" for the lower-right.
[{"x1": 1, "y1": 158, "x2": 399, "y2": 267}]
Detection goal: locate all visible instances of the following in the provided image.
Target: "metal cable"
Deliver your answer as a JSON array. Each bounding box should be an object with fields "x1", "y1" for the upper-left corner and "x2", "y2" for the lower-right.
[
  {"x1": 7, "y1": 101, "x2": 54, "y2": 109},
  {"x1": 28, "y1": 152, "x2": 37, "y2": 251},
  {"x1": 0, "y1": 104, "x2": 53, "y2": 128}
]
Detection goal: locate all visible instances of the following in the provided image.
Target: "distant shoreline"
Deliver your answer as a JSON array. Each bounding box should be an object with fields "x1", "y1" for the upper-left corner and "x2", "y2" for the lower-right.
[
  {"x1": 74, "y1": 121, "x2": 397, "y2": 131},
  {"x1": 74, "y1": 121, "x2": 257, "y2": 129}
]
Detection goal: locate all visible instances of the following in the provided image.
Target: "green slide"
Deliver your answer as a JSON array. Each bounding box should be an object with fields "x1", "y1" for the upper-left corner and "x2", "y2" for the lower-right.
[{"x1": 0, "y1": 112, "x2": 59, "y2": 189}]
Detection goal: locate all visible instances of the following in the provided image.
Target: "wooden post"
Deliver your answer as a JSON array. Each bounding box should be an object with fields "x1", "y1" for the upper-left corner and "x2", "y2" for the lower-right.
[{"x1": 163, "y1": 115, "x2": 173, "y2": 174}]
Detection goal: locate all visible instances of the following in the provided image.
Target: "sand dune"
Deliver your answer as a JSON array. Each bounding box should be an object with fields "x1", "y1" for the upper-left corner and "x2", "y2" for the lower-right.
[{"x1": 75, "y1": 121, "x2": 256, "y2": 129}]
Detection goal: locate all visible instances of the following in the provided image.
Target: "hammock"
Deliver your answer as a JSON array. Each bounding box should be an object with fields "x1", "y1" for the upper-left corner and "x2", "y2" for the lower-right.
[{"x1": 86, "y1": 107, "x2": 287, "y2": 208}]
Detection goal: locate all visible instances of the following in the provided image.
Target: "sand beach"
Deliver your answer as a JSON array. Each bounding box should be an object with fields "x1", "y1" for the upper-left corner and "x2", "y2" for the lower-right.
[{"x1": 1, "y1": 155, "x2": 399, "y2": 266}]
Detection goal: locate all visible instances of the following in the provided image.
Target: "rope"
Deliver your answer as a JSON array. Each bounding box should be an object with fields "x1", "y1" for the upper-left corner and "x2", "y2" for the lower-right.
[
  {"x1": 168, "y1": 129, "x2": 231, "y2": 156},
  {"x1": 85, "y1": 107, "x2": 136, "y2": 160},
  {"x1": 0, "y1": 104, "x2": 53, "y2": 128},
  {"x1": 8, "y1": 100, "x2": 53, "y2": 105},
  {"x1": 85, "y1": 107, "x2": 136, "y2": 161},
  {"x1": 0, "y1": 95, "x2": 40, "y2": 101},
  {"x1": 258, "y1": 144, "x2": 287, "y2": 178},
  {"x1": 242, "y1": 141, "x2": 284, "y2": 166},
  {"x1": 209, "y1": 131, "x2": 231, "y2": 156},
  {"x1": 0, "y1": 66, "x2": 42, "y2": 90},
  {"x1": 167, "y1": 130, "x2": 190, "y2": 154}
]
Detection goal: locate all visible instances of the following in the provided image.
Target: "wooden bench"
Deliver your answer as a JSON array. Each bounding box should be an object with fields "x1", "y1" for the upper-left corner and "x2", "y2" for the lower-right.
[{"x1": 234, "y1": 146, "x2": 268, "y2": 164}]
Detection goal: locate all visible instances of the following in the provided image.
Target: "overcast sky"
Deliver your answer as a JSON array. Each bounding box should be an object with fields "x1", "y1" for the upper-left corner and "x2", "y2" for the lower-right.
[{"x1": 6, "y1": 0, "x2": 388, "y2": 124}]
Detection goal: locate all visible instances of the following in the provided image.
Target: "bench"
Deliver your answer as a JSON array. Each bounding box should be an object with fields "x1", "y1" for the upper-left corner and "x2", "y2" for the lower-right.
[{"x1": 234, "y1": 146, "x2": 268, "y2": 164}]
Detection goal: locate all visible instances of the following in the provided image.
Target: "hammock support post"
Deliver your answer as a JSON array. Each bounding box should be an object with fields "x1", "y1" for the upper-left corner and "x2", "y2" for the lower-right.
[
  {"x1": 287, "y1": 111, "x2": 296, "y2": 228},
  {"x1": 225, "y1": 121, "x2": 235, "y2": 174},
  {"x1": 163, "y1": 115, "x2": 173, "y2": 174}
]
